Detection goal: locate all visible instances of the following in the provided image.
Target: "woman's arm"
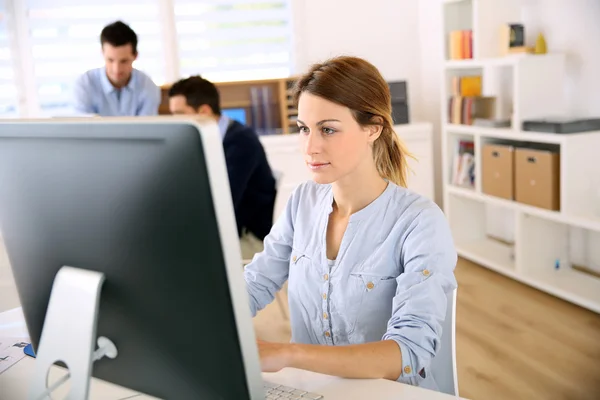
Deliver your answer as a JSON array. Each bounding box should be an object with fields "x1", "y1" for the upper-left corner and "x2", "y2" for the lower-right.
[
  {"x1": 244, "y1": 184, "x2": 301, "y2": 316},
  {"x1": 258, "y1": 340, "x2": 403, "y2": 380},
  {"x1": 258, "y1": 203, "x2": 457, "y2": 384},
  {"x1": 381, "y1": 204, "x2": 458, "y2": 385}
]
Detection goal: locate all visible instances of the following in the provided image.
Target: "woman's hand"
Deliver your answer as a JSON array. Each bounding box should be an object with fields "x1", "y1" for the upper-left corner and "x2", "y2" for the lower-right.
[{"x1": 257, "y1": 340, "x2": 294, "y2": 373}]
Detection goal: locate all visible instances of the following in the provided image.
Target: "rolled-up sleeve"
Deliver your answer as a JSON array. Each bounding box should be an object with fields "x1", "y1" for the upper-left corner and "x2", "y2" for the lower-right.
[
  {"x1": 244, "y1": 184, "x2": 300, "y2": 316},
  {"x1": 382, "y1": 204, "x2": 457, "y2": 385}
]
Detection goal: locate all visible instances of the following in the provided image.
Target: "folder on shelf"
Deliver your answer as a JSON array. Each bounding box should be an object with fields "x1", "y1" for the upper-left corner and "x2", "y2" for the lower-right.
[{"x1": 448, "y1": 96, "x2": 496, "y2": 125}]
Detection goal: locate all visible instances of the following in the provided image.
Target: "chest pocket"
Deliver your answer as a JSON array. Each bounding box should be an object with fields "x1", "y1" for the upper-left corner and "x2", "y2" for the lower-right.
[
  {"x1": 287, "y1": 250, "x2": 315, "y2": 298},
  {"x1": 345, "y1": 272, "x2": 397, "y2": 338}
]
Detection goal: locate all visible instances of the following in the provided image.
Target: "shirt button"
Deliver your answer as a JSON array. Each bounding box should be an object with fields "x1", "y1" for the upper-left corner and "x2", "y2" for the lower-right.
[
  {"x1": 366, "y1": 281, "x2": 374, "y2": 290},
  {"x1": 323, "y1": 274, "x2": 329, "y2": 281},
  {"x1": 322, "y1": 293, "x2": 327, "y2": 300},
  {"x1": 292, "y1": 255, "x2": 297, "y2": 262},
  {"x1": 323, "y1": 312, "x2": 328, "y2": 319},
  {"x1": 404, "y1": 366, "x2": 412, "y2": 375},
  {"x1": 325, "y1": 331, "x2": 331, "y2": 337},
  {"x1": 422, "y1": 269, "x2": 431, "y2": 277}
]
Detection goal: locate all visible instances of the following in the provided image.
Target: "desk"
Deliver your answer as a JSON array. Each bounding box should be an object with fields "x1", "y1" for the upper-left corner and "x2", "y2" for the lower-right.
[{"x1": 0, "y1": 308, "x2": 462, "y2": 400}]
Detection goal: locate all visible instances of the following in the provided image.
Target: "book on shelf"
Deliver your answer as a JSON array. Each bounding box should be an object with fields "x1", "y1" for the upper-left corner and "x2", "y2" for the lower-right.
[
  {"x1": 451, "y1": 76, "x2": 481, "y2": 97},
  {"x1": 250, "y1": 85, "x2": 280, "y2": 135},
  {"x1": 449, "y1": 30, "x2": 472, "y2": 60},
  {"x1": 452, "y1": 140, "x2": 475, "y2": 188},
  {"x1": 448, "y1": 96, "x2": 496, "y2": 125}
]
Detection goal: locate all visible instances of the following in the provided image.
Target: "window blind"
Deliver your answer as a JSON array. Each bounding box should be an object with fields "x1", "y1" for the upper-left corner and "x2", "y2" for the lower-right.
[
  {"x1": 174, "y1": 0, "x2": 293, "y2": 82},
  {"x1": 24, "y1": 0, "x2": 166, "y2": 115},
  {"x1": 0, "y1": 0, "x2": 18, "y2": 117}
]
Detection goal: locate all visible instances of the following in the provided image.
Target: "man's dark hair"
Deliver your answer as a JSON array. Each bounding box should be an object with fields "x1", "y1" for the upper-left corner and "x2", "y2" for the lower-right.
[
  {"x1": 100, "y1": 21, "x2": 138, "y2": 55},
  {"x1": 168, "y1": 76, "x2": 222, "y2": 115}
]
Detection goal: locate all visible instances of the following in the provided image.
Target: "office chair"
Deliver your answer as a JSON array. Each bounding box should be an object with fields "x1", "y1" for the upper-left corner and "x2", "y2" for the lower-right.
[
  {"x1": 431, "y1": 288, "x2": 459, "y2": 396},
  {"x1": 242, "y1": 169, "x2": 289, "y2": 321}
]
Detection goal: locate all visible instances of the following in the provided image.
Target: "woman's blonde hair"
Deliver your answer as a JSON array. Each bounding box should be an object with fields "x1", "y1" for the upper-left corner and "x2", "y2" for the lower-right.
[{"x1": 292, "y1": 56, "x2": 413, "y2": 187}]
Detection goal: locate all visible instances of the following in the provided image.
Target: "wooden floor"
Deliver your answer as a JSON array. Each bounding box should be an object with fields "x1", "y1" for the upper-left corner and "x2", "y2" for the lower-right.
[{"x1": 253, "y1": 258, "x2": 600, "y2": 400}]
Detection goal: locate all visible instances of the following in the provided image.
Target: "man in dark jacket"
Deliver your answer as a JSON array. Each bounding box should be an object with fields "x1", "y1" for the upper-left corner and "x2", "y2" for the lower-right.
[{"x1": 168, "y1": 76, "x2": 276, "y2": 259}]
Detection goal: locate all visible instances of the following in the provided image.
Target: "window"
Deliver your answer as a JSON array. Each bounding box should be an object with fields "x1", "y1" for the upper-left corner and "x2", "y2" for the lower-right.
[
  {"x1": 24, "y1": 0, "x2": 166, "y2": 115},
  {"x1": 3, "y1": 0, "x2": 296, "y2": 117},
  {"x1": 174, "y1": 0, "x2": 293, "y2": 82},
  {"x1": 0, "y1": 1, "x2": 19, "y2": 117}
]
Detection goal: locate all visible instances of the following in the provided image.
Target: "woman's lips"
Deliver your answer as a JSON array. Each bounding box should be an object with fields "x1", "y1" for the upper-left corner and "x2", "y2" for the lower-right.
[{"x1": 307, "y1": 162, "x2": 330, "y2": 170}]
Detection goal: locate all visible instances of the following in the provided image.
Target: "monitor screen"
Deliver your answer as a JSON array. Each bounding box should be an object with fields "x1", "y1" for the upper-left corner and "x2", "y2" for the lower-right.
[{"x1": 222, "y1": 108, "x2": 247, "y2": 125}]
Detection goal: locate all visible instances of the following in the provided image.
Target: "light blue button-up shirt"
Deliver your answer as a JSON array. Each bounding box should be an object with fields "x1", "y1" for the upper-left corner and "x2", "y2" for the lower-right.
[
  {"x1": 72, "y1": 68, "x2": 161, "y2": 117},
  {"x1": 244, "y1": 180, "x2": 457, "y2": 390},
  {"x1": 217, "y1": 114, "x2": 231, "y2": 139}
]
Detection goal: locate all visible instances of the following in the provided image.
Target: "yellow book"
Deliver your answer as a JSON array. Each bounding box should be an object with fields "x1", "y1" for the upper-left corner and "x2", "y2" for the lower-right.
[{"x1": 460, "y1": 76, "x2": 482, "y2": 97}]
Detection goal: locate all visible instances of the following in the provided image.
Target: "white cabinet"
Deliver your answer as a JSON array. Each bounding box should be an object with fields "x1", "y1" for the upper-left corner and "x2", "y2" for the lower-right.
[
  {"x1": 395, "y1": 123, "x2": 434, "y2": 201},
  {"x1": 259, "y1": 134, "x2": 310, "y2": 220},
  {"x1": 260, "y1": 122, "x2": 435, "y2": 220}
]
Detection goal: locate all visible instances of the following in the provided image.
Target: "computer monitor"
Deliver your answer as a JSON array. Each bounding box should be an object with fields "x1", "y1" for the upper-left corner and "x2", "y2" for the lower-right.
[
  {"x1": 0, "y1": 118, "x2": 264, "y2": 399},
  {"x1": 222, "y1": 108, "x2": 247, "y2": 125}
]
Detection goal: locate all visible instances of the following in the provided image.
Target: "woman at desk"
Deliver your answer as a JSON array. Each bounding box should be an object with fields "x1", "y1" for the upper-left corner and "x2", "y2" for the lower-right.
[{"x1": 244, "y1": 56, "x2": 457, "y2": 391}]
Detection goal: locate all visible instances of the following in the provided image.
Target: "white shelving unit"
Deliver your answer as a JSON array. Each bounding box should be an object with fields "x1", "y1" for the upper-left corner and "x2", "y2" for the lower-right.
[{"x1": 441, "y1": 0, "x2": 600, "y2": 313}]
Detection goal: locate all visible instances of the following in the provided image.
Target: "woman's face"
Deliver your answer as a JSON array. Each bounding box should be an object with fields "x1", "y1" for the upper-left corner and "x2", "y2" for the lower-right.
[{"x1": 297, "y1": 92, "x2": 378, "y2": 185}]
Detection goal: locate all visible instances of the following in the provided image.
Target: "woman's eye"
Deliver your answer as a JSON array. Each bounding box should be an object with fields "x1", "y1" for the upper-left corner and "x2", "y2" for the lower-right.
[
  {"x1": 298, "y1": 126, "x2": 309, "y2": 134},
  {"x1": 322, "y1": 127, "x2": 336, "y2": 135}
]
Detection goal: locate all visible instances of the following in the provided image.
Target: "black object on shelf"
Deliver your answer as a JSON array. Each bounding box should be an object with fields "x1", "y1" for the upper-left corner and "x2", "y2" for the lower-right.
[
  {"x1": 388, "y1": 81, "x2": 409, "y2": 124},
  {"x1": 522, "y1": 118, "x2": 600, "y2": 134}
]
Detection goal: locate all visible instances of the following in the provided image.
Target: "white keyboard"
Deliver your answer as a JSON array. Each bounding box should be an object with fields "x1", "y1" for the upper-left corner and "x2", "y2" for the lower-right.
[{"x1": 264, "y1": 381, "x2": 324, "y2": 399}]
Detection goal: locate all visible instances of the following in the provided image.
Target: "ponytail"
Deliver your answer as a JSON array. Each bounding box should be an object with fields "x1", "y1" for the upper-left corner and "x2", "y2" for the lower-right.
[{"x1": 373, "y1": 122, "x2": 414, "y2": 187}]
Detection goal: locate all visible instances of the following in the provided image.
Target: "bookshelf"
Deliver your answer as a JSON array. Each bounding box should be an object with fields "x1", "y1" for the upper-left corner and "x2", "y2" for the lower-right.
[
  {"x1": 159, "y1": 77, "x2": 299, "y2": 134},
  {"x1": 441, "y1": 0, "x2": 600, "y2": 313}
]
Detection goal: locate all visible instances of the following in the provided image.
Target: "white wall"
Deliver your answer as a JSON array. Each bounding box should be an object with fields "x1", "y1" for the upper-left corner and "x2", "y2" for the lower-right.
[
  {"x1": 520, "y1": 0, "x2": 600, "y2": 118},
  {"x1": 416, "y1": 0, "x2": 445, "y2": 205},
  {"x1": 292, "y1": 0, "x2": 421, "y2": 122}
]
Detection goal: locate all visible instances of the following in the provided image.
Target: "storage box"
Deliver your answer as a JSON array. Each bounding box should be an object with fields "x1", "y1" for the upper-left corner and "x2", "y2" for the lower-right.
[
  {"x1": 482, "y1": 144, "x2": 515, "y2": 200},
  {"x1": 515, "y1": 148, "x2": 560, "y2": 210}
]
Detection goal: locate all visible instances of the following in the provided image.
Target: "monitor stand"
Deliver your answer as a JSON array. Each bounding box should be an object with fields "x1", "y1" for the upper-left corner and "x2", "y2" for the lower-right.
[{"x1": 29, "y1": 266, "x2": 117, "y2": 400}]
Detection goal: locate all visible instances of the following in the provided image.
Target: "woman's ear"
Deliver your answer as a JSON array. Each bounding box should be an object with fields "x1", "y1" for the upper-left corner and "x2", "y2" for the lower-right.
[{"x1": 366, "y1": 116, "x2": 384, "y2": 143}]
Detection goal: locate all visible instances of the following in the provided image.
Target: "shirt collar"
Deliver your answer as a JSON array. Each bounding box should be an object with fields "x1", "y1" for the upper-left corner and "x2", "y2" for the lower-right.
[
  {"x1": 100, "y1": 69, "x2": 136, "y2": 95},
  {"x1": 324, "y1": 180, "x2": 396, "y2": 223},
  {"x1": 217, "y1": 114, "x2": 231, "y2": 139}
]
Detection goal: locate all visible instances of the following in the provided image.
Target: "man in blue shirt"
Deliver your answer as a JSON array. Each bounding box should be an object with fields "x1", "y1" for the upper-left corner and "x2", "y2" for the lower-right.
[
  {"x1": 72, "y1": 21, "x2": 160, "y2": 116},
  {"x1": 168, "y1": 76, "x2": 277, "y2": 259}
]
